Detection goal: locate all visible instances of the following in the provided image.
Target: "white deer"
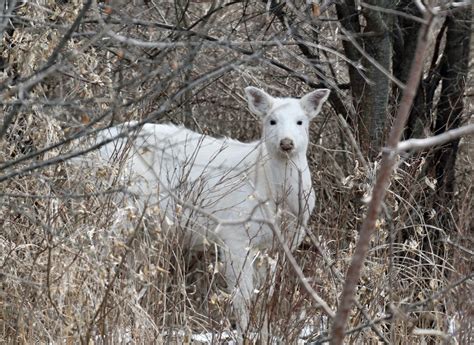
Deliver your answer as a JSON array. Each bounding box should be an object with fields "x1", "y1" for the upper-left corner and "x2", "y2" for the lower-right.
[{"x1": 94, "y1": 86, "x2": 330, "y2": 340}]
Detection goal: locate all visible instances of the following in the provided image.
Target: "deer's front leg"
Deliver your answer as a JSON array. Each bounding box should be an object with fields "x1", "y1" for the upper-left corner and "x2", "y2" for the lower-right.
[{"x1": 221, "y1": 240, "x2": 254, "y2": 343}]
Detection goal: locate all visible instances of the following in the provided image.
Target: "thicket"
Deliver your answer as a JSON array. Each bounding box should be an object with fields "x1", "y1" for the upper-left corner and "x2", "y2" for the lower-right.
[{"x1": 1, "y1": 1, "x2": 472, "y2": 344}]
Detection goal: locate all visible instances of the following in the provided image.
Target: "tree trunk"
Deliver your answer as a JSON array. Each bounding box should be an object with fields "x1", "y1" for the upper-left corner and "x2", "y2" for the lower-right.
[
  {"x1": 335, "y1": 1, "x2": 364, "y2": 113},
  {"x1": 336, "y1": 1, "x2": 393, "y2": 158},
  {"x1": 359, "y1": 1, "x2": 393, "y2": 158},
  {"x1": 393, "y1": 0, "x2": 426, "y2": 139},
  {"x1": 431, "y1": 8, "x2": 471, "y2": 212}
]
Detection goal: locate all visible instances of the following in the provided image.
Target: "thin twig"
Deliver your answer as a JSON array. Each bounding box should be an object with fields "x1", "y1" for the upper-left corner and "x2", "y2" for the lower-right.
[{"x1": 337, "y1": 113, "x2": 369, "y2": 170}]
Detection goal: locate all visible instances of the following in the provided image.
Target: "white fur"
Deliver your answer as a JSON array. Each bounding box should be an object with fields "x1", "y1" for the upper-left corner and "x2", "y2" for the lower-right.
[{"x1": 95, "y1": 87, "x2": 330, "y2": 339}]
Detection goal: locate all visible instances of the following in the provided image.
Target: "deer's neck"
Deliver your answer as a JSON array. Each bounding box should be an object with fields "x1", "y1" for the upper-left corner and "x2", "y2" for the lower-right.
[
  {"x1": 268, "y1": 154, "x2": 311, "y2": 193},
  {"x1": 257, "y1": 147, "x2": 313, "y2": 219}
]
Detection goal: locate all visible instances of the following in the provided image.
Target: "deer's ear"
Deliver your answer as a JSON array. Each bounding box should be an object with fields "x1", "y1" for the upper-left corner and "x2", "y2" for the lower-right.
[
  {"x1": 245, "y1": 87, "x2": 274, "y2": 117},
  {"x1": 300, "y1": 89, "x2": 330, "y2": 119}
]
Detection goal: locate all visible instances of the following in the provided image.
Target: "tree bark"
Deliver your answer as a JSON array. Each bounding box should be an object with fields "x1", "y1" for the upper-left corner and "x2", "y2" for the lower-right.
[
  {"x1": 430, "y1": 8, "x2": 471, "y2": 211},
  {"x1": 336, "y1": 1, "x2": 394, "y2": 157},
  {"x1": 335, "y1": 1, "x2": 364, "y2": 113},
  {"x1": 359, "y1": 1, "x2": 393, "y2": 158},
  {"x1": 393, "y1": 0, "x2": 426, "y2": 139}
]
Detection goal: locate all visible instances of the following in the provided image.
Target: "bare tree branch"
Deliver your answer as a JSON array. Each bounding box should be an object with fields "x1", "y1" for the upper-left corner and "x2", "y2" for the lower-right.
[{"x1": 397, "y1": 123, "x2": 474, "y2": 153}]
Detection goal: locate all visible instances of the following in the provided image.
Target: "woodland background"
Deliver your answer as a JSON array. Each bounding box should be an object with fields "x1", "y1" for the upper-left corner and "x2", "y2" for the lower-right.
[{"x1": 1, "y1": 0, "x2": 472, "y2": 344}]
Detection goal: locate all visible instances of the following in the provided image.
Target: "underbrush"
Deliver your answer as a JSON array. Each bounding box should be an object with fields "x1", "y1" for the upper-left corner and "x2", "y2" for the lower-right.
[
  {"x1": 1, "y1": 111, "x2": 471, "y2": 344},
  {"x1": 1, "y1": 1, "x2": 472, "y2": 343}
]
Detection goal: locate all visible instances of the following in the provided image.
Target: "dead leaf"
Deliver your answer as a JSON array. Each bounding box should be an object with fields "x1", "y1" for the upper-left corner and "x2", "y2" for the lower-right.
[
  {"x1": 81, "y1": 114, "x2": 90, "y2": 124},
  {"x1": 312, "y1": 4, "x2": 321, "y2": 17}
]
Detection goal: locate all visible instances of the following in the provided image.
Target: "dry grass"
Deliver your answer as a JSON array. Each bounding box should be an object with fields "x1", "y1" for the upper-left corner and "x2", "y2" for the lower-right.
[{"x1": 1, "y1": 1, "x2": 472, "y2": 344}]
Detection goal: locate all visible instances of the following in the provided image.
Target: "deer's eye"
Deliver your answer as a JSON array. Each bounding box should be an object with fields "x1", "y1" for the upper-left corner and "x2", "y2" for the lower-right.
[
  {"x1": 270, "y1": 119, "x2": 277, "y2": 125},
  {"x1": 297, "y1": 120, "x2": 303, "y2": 125}
]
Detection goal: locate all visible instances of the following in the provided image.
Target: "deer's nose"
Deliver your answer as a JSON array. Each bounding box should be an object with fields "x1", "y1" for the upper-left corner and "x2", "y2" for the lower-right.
[{"x1": 280, "y1": 138, "x2": 294, "y2": 152}]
